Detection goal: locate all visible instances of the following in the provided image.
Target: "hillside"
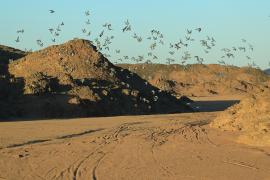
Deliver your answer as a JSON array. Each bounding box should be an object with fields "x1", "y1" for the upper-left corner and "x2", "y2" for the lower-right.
[
  {"x1": 0, "y1": 45, "x2": 26, "y2": 118},
  {"x1": 118, "y1": 64, "x2": 270, "y2": 97},
  {"x1": 3, "y1": 39, "x2": 191, "y2": 119}
]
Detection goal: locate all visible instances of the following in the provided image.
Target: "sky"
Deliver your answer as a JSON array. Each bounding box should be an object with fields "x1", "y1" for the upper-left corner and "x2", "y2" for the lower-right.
[{"x1": 0, "y1": 0, "x2": 270, "y2": 69}]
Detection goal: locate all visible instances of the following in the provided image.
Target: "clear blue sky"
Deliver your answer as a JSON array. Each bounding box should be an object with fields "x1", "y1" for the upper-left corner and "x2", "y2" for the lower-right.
[{"x1": 0, "y1": 0, "x2": 270, "y2": 68}]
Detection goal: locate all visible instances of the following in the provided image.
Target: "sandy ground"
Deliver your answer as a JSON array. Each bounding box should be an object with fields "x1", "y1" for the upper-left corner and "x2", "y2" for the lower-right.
[{"x1": 0, "y1": 108, "x2": 270, "y2": 180}]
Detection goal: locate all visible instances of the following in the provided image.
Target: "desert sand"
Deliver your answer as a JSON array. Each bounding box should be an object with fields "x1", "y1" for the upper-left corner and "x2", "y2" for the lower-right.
[
  {"x1": 211, "y1": 91, "x2": 270, "y2": 147},
  {"x1": 0, "y1": 98, "x2": 270, "y2": 180}
]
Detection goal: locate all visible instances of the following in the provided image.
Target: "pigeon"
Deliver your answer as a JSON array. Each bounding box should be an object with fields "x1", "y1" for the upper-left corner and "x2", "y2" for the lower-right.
[
  {"x1": 195, "y1": 28, "x2": 202, "y2": 32},
  {"x1": 15, "y1": 36, "x2": 20, "y2": 43}
]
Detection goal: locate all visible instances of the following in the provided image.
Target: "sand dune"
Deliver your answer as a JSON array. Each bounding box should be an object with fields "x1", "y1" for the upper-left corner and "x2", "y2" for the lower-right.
[{"x1": 211, "y1": 91, "x2": 270, "y2": 147}]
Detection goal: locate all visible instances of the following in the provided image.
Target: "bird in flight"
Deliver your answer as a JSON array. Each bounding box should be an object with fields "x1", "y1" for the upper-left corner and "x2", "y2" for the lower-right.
[
  {"x1": 195, "y1": 28, "x2": 202, "y2": 32},
  {"x1": 15, "y1": 36, "x2": 20, "y2": 43},
  {"x1": 226, "y1": 53, "x2": 234, "y2": 58},
  {"x1": 187, "y1": 29, "x2": 192, "y2": 35},
  {"x1": 48, "y1": 28, "x2": 54, "y2": 34},
  {"x1": 17, "y1": 29, "x2": 24, "y2": 33},
  {"x1": 99, "y1": 30, "x2": 104, "y2": 37},
  {"x1": 86, "y1": 19, "x2": 91, "y2": 25},
  {"x1": 232, "y1": 47, "x2": 237, "y2": 51},
  {"x1": 195, "y1": 56, "x2": 204, "y2": 64},
  {"x1": 85, "y1": 10, "x2": 90, "y2": 16},
  {"x1": 82, "y1": 28, "x2": 87, "y2": 34},
  {"x1": 248, "y1": 44, "x2": 254, "y2": 51},
  {"x1": 49, "y1": 10, "x2": 55, "y2": 13},
  {"x1": 36, "y1": 39, "x2": 44, "y2": 47},
  {"x1": 242, "y1": 39, "x2": 247, "y2": 43},
  {"x1": 54, "y1": 32, "x2": 60, "y2": 36},
  {"x1": 122, "y1": 20, "x2": 132, "y2": 32},
  {"x1": 56, "y1": 26, "x2": 61, "y2": 32},
  {"x1": 174, "y1": 43, "x2": 181, "y2": 50},
  {"x1": 218, "y1": 60, "x2": 226, "y2": 65},
  {"x1": 238, "y1": 47, "x2": 246, "y2": 52},
  {"x1": 103, "y1": 23, "x2": 113, "y2": 31}
]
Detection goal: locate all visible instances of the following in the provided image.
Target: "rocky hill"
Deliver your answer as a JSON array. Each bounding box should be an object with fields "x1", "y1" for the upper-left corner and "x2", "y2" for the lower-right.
[
  {"x1": 0, "y1": 45, "x2": 26, "y2": 118},
  {"x1": 2, "y1": 39, "x2": 191, "y2": 119},
  {"x1": 119, "y1": 64, "x2": 270, "y2": 97}
]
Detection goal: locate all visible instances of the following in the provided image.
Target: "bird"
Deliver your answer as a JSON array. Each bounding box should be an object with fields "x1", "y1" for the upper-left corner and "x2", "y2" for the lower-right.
[
  {"x1": 61, "y1": 22, "x2": 64, "y2": 26},
  {"x1": 52, "y1": 38, "x2": 56, "y2": 43},
  {"x1": 246, "y1": 56, "x2": 251, "y2": 60},
  {"x1": 174, "y1": 43, "x2": 181, "y2": 50},
  {"x1": 187, "y1": 29, "x2": 192, "y2": 34},
  {"x1": 15, "y1": 36, "x2": 20, "y2": 43},
  {"x1": 137, "y1": 36, "x2": 143, "y2": 42},
  {"x1": 56, "y1": 26, "x2": 61, "y2": 32},
  {"x1": 185, "y1": 36, "x2": 194, "y2": 41},
  {"x1": 221, "y1": 48, "x2": 231, "y2": 52},
  {"x1": 122, "y1": 20, "x2": 132, "y2": 32},
  {"x1": 85, "y1": 10, "x2": 90, "y2": 16},
  {"x1": 85, "y1": 19, "x2": 91, "y2": 25},
  {"x1": 99, "y1": 30, "x2": 104, "y2": 37},
  {"x1": 49, "y1": 10, "x2": 55, "y2": 13},
  {"x1": 169, "y1": 51, "x2": 175, "y2": 55},
  {"x1": 195, "y1": 28, "x2": 202, "y2": 32},
  {"x1": 153, "y1": 55, "x2": 158, "y2": 60},
  {"x1": 232, "y1": 47, "x2": 237, "y2": 51},
  {"x1": 238, "y1": 47, "x2": 246, "y2": 52},
  {"x1": 200, "y1": 40, "x2": 208, "y2": 47},
  {"x1": 48, "y1": 28, "x2": 54, "y2": 34},
  {"x1": 218, "y1": 60, "x2": 226, "y2": 65},
  {"x1": 150, "y1": 43, "x2": 157, "y2": 50},
  {"x1": 194, "y1": 56, "x2": 203, "y2": 64},
  {"x1": 36, "y1": 39, "x2": 44, "y2": 47},
  {"x1": 248, "y1": 44, "x2": 254, "y2": 51},
  {"x1": 86, "y1": 31, "x2": 91, "y2": 36},
  {"x1": 17, "y1": 29, "x2": 24, "y2": 33},
  {"x1": 226, "y1": 53, "x2": 234, "y2": 58},
  {"x1": 82, "y1": 28, "x2": 87, "y2": 34},
  {"x1": 103, "y1": 23, "x2": 113, "y2": 31}
]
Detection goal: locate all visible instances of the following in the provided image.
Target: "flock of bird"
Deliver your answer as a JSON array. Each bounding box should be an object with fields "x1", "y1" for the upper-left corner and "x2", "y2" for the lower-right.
[{"x1": 13, "y1": 9, "x2": 265, "y2": 69}]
